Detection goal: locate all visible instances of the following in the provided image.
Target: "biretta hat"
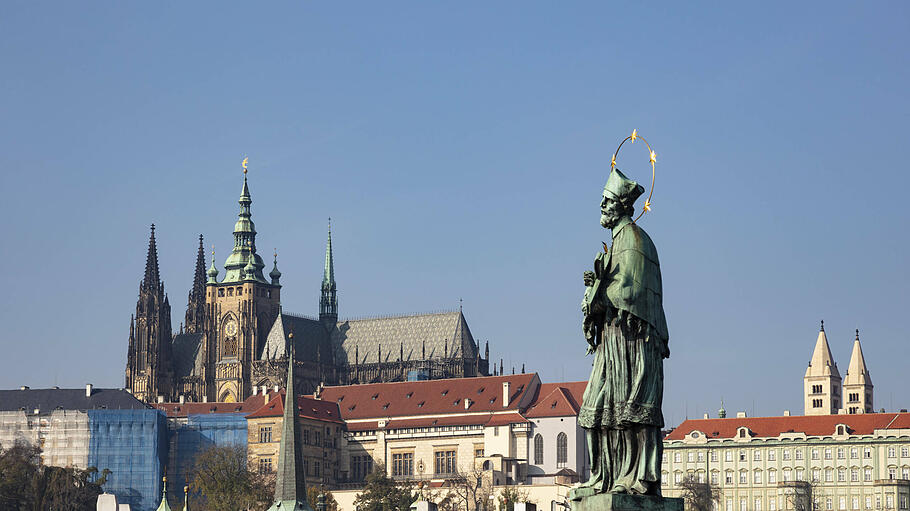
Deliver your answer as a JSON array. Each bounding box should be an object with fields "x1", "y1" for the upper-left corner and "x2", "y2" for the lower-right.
[{"x1": 603, "y1": 169, "x2": 645, "y2": 203}]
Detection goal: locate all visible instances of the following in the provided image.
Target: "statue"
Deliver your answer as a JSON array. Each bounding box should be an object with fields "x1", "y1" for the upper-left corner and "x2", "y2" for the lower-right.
[{"x1": 571, "y1": 167, "x2": 670, "y2": 502}]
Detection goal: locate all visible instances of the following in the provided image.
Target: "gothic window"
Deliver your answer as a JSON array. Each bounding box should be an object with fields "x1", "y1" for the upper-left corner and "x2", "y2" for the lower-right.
[
  {"x1": 223, "y1": 337, "x2": 238, "y2": 358},
  {"x1": 237, "y1": 287, "x2": 242, "y2": 296},
  {"x1": 218, "y1": 288, "x2": 224, "y2": 297},
  {"x1": 228, "y1": 288, "x2": 233, "y2": 297},
  {"x1": 259, "y1": 426, "x2": 272, "y2": 443},
  {"x1": 557, "y1": 433, "x2": 568, "y2": 467},
  {"x1": 534, "y1": 434, "x2": 544, "y2": 465},
  {"x1": 258, "y1": 457, "x2": 272, "y2": 474}
]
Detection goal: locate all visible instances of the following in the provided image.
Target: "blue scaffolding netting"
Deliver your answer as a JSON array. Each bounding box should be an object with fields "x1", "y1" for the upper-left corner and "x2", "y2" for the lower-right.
[
  {"x1": 168, "y1": 412, "x2": 248, "y2": 496},
  {"x1": 88, "y1": 409, "x2": 167, "y2": 511}
]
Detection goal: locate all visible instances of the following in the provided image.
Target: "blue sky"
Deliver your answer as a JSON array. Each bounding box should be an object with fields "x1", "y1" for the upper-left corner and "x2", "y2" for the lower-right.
[{"x1": 1, "y1": 2, "x2": 908, "y2": 425}]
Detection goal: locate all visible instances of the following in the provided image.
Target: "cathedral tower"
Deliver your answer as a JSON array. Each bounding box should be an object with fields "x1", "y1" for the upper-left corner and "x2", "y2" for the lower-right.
[
  {"x1": 843, "y1": 329, "x2": 873, "y2": 414},
  {"x1": 184, "y1": 234, "x2": 206, "y2": 334},
  {"x1": 319, "y1": 220, "x2": 337, "y2": 325},
  {"x1": 804, "y1": 320, "x2": 842, "y2": 415},
  {"x1": 203, "y1": 166, "x2": 281, "y2": 403},
  {"x1": 126, "y1": 225, "x2": 175, "y2": 402}
]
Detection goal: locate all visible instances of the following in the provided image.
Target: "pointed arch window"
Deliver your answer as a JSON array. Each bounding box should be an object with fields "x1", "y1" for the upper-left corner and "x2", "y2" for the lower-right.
[
  {"x1": 557, "y1": 432, "x2": 568, "y2": 467},
  {"x1": 534, "y1": 434, "x2": 544, "y2": 465}
]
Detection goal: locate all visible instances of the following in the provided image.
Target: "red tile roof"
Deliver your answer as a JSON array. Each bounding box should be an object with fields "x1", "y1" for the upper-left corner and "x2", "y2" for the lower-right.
[
  {"x1": 245, "y1": 390, "x2": 343, "y2": 424},
  {"x1": 525, "y1": 381, "x2": 587, "y2": 418},
  {"x1": 665, "y1": 413, "x2": 910, "y2": 441},
  {"x1": 153, "y1": 391, "x2": 279, "y2": 418},
  {"x1": 318, "y1": 374, "x2": 538, "y2": 421}
]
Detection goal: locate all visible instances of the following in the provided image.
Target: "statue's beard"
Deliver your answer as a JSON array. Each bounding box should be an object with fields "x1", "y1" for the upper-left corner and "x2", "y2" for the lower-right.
[{"x1": 601, "y1": 209, "x2": 622, "y2": 229}]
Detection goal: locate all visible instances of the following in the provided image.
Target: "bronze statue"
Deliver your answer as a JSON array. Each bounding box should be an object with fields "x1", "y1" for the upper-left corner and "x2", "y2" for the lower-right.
[{"x1": 572, "y1": 168, "x2": 670, "y2": 500}]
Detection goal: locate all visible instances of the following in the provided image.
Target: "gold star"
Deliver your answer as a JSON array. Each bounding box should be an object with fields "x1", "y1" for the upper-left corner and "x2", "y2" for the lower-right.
[
  {"x1": 611, "y1": 154, "x2": 617, "y2": 168},
  {"x1": 630, "y1": 129, "x2": 638, "y2": 143},
  {"x1": 650, "y1": 150, "x2": 656, "y2": 164},
  {"x1": 643, "y1": 200, "x2": 652, "y2": 212}
]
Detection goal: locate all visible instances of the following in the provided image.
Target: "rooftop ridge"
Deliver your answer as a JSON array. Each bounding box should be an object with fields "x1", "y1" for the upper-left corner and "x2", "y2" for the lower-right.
[
  {"x1": 320, "y1": 372, "x2": 534, "y2": 390},
  {"x1": 281, "y1": 311, "x2": 321, "y2": 322},
  {"x1": 336, "y1": 309, "x2": 459, "y2": 323}
]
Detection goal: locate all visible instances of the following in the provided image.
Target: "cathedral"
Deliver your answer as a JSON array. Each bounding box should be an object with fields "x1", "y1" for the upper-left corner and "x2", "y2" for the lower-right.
[{"x1": 126, "y1": 169, "x2": 491, "y2": 403}]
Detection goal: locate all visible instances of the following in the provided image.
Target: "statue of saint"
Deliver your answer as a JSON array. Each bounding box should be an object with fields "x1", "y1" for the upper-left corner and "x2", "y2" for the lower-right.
[{"x1": 574, "y1": 168, "x2": 669, "y2": 498}]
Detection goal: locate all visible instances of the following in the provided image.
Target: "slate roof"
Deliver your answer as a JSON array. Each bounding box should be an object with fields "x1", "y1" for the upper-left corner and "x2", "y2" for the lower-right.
[
  {"x1": 172, "y1": 332, "x2": 205, "y2": 380},
  {"x1": 260, "y1": 311, "x2": 479, "y2": 366},
  {"x1": 319, "y1": 373, "x2": 539, "y2": 421},
  {"x1": 664, "y1": 413, "x2": 910, "y2": 441},
  {"x1": 245, "y1": 390, "x2": 343, "y2": 424},
  {"x1": 525, "y1": 381, "x2": 587, "y2": 419},
  {"x1": 0, "y1": 387, "x2": 150, "y2": 412}
]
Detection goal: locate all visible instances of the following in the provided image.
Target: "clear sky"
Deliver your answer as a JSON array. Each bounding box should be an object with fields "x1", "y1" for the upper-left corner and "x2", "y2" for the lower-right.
[{"x1": 1, "y1": 2, "x2": 908, "y2": 426}]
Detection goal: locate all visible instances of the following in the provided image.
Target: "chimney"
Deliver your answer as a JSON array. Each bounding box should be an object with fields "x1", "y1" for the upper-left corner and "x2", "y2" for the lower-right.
[
  {"x1": 157, "y1": 395, "x2": 164, "y2": 404},
  {"x1": 85, "y1": 384, "x2": 93, "y2": 398},
  {"x1": 703, "y1": 413, "x2": 709, "y2": 419},
  {"x1": 252, "y1": 387, "x2": 259, "y2": 396},
  {"x1": 19, "y1": 386, "x2": 29, "y2": 391},
  {"x1": 202, "y1": 395, "x2": 208, "y2": 403},
  {"x1": 264, "y1": 391, "x2": 269, "y2": 406},
  {"x1": 465, "y1": 399, "x2": 472, "y2": 410},
  {"x1": 179, "y1": 395, "x2": 185, "y2": 405},
  {"x1": 502, "y1": 381, "x2": 511, "y2": 408},
  {"x1": 273, "y1": 385, "x2": 279, "y2": 393},
  {"x1": 736, "y1": 411, "x2": 747, "y2": 418},
  {"x1": 783, "y1": 410, "x2": 790, "y2": 416}
]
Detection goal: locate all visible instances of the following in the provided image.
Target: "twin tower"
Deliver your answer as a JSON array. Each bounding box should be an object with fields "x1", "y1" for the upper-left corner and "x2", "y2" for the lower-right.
[{"x1": 804, "y1": 321, "x2": 874, "y2": 416}]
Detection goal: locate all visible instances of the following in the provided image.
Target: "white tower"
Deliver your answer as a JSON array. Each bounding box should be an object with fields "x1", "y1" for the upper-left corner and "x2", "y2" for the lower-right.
[
  {"x1": 804, "y1": 321, "x2": 842, "y2": 415},
  {"x1": 843, "y1": 329, "x2": 873, "y2": 414}
]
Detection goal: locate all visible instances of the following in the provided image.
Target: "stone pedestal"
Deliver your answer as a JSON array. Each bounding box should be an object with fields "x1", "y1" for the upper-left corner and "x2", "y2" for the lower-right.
[
  {"x1": 410, "y1": 501, "x2": 438, "y2": 511},
  {"x1": 569, "y1": 493, "x2": 683, "y2": 511}
]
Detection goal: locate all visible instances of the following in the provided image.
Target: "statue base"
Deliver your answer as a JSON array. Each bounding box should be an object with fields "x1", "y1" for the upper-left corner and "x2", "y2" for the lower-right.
[{"x1": 569, "y1": 492, "x2": 683, "y2": 511}]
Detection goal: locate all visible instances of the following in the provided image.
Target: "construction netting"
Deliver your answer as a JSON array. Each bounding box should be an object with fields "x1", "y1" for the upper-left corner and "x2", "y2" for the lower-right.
[{"x1": 166, "y1": 412, "x2": 248, "y2": 496}]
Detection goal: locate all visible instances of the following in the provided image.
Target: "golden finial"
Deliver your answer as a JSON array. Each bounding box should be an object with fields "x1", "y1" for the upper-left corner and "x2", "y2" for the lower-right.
[{"x1": 241, "y1": 157, "x2": 249, "y2": 174}]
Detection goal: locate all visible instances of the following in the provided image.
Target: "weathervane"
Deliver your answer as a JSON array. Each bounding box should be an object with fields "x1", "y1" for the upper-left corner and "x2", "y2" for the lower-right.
[
  {"x1": 242, "y1": 156, "x2": 249, "y2": 174},
  {"x1": 610, "y1": 129, "x2": 657, "y2": 222}
]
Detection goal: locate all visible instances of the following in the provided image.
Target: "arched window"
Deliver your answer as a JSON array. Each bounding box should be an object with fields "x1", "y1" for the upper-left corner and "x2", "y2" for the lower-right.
[
  {"x1": 534, "y1": 434, "x2": 544, "y2": 465},
  {"x1": 557, "y1": 432, "x2": 568, "y2": 466}
]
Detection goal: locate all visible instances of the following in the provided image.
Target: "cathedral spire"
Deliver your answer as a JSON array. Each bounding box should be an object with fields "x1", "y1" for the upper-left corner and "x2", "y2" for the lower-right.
[
  {"x1": 804, "y1": 320, "x2": 842, "y2": 415},
  {"x1": 319, "y1": 219, "x2": 338, "y2": 324},
  {"x1": 222, "y1": 160, "x2": 266, "y2": 283},
  {"x1": 844, "y1": 328, "x2": 873, "y2": 413},
  {"x1": 185, "y1": 235, "x2": 206, "y2": 333},
  {"x1": 266, "y1": 332, "x2": 312, "y2": 511},
  {"x1": 143, "y1": 224, "x2": 161, "y2": 290}
]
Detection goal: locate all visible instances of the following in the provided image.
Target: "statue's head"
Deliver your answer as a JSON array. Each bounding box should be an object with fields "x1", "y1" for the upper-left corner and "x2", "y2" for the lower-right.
[{"x1": 601, "y1": 169, "x2": 644, "y2": 229}]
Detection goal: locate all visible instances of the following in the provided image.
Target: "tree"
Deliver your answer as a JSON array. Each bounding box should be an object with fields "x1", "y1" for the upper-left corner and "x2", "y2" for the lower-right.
[
  {"x1": 189, "y1": 445, "x2": 272, "y2": 511},
  {"x1": 497, "y1": 487, "x2": 530, "y2": 511},
  {"x1": 0, "y1": 440, "x2": 110, "y2": 511},
  {"x1": 439, "y1": 465, "x2": 494, "y2": 511},
  {"x1": 781, "y1": 480, "x2": 819, "y2": 511},
  {"x1": 306, "y1": 486, "x2": 338, "y2": 511},
  {"x1": 678, "y1": 475, "x2": 721, "y2": 511},
  {"x1": 352, "y1": 465, "x2": 415, "y2": 511}
]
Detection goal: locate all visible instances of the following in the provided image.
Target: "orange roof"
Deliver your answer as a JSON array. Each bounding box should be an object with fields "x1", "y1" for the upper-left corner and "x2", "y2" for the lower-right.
[
  {"x1": 319, "y1": 374, "x2": 537, "y2": 420},
  {"x1": 485, "y1": 412, "x2": 530, "y2": 426},
  {"x1": 525, "y1": 381, "x2": 586, "y2": 418},
  {"x1": 665, "y1": 413, "x2": 910, "y2": 441},
  {"x1": 153, "y1": 391, "x2": 279, "y2": 418},
  {"x1": 245, "y1": 390, "x2": 343, "y2": 424}
]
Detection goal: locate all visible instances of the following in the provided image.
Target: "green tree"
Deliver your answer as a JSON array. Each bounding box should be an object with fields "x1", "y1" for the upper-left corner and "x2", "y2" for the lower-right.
[
  {"x1": 352, "y1": 465, "x2": 415, "y2": 511},
  {"x1": 189, "y1": 445, "x2": 272, "y2": 511},
  {"x1": 497, "y1": 487, "x2": 530, "y2": 511},
  {"x1": 306, "y1": 486, "x2": 339, "y2": 511}
]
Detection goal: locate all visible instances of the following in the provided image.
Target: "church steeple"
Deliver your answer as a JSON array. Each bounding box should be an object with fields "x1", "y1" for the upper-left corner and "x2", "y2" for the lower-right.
[
  {"x1": 266, "y1": 332, "x2": 312, "y2": 511},
  {"x1": 222, "y1": 163, "x2": 267, "y2": 283},
  {"x1": 143, "y1": 224, "x2": 161, "y2": 291},
  {"x1": 844, "y1": 329, "x2": 873, "y2": 414},
  {"x1": 185, "y1": 234, "x2": 206, "y2": 334},
  {"x1": 319, "y1": 220, "x2": 338, "y2": 324},
  {"x1": 804, "y1": 320, "x2": 842, "y2": 415}
]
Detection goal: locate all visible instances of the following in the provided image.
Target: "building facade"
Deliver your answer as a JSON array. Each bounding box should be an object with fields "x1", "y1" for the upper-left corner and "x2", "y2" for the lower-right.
[{"x1": 125, "y1": 169, "x2": 493, "y2": 405}]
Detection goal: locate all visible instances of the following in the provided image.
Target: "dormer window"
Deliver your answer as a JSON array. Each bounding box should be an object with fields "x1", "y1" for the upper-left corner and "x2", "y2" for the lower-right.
[
  {"x1": 835, "y1": 424, "x2": 848, "y2": 436},
  {"x1": 737, "y1": 427, "x2": 751, "y2": 438}
]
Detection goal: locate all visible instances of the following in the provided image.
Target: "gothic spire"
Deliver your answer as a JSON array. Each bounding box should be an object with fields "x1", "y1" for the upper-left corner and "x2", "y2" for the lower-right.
[
  {"x1": 806, "y1": 320, "x2": 841, "y2": 379},
  {"x1": 319, "y1": 219, "x2": 338, "y2": 324},
  {"x1": 222, "y1": 161, "x2": 266, "y2": 283},
  {"x1": 270, "y1": 248, "x2": 282, "y2": 285},
  {"x1": 185, "y1": 235, "x2": 207, "y2": 334},
  {"x1": 267, "y1": 332, "x2": 311, "y2": 511},
  {"x1": 191, "y1": 235, "x2": 205, "y2": 297},
  {"x1": 845, "y1": 329, "x2": 872, "y2": 386},
  {"x1": 143, "y1": 224, "x2": 161, "y2": 290}
]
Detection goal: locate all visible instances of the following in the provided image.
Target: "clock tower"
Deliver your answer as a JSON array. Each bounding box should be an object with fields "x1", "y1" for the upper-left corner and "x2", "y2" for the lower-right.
[{"x1": 202, "y1": 166, "x2": 281, "y2": 402}]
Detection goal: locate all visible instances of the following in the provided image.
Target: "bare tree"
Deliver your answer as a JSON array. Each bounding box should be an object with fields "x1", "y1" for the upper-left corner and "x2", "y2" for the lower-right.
[
  {"x1": 678, "y1": 475, "x2": 721, "y2": 511},
  {"x1": 443, "y1": 465, "x2": 494, "y2": 511},
  {"x1": 781, "y1": 480, "x2": 819, "y2": 511}
]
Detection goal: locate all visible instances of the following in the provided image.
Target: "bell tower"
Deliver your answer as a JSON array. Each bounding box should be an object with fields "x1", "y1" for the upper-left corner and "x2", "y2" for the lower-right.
[
  {"x1": 843, "y1": 329, "x2": 873, "y2": 414},
  {"x1": 203, "y1": 161, "x2": 281, "y2": 402},
  {"x1": 804, "y1": 320, "x2": 842, "y2": 415}
]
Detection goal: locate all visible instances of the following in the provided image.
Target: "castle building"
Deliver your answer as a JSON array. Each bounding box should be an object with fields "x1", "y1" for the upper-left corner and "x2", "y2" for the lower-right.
[
  {"x1": 125, "y1": 167, "x2": 491, "y2": 404},
  {"x1": 804, "y1": 322, "x2": 874, "y2": 416}
]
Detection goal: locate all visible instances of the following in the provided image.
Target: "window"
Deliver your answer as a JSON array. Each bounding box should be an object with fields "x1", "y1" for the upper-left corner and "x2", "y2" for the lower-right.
[
  {"x1": 711, "y1": 451, "x2": 718, "y2": 462},
  {"x1": 698, "y1": 472, "x2": 705, "y2": 483},
  {"x1": 771, "y1": 498, "x2": 777, "y2": 511},
  {"x1": 812, "y1": 448, "x2": 820, "y2": 460},
  {"x1": 435, "y1": 450, "x2": 457, "y2": 475},
  {"x1": 903, "y1": 447, "x2": 909, "y2": 457},
  {"x1": 864, "y1": 468, "x2": 872, "y2": 481},
  {"x1": 853, "y1": 497, "x2": 859, "y2": 510},
  {"x1": 890, "y1": 448, "x2": 897, "y2": 458},
  {"x1": 314, "y1": 461, "x2": 320, "y2": 477},
  {"x1": 351, "y1": 455, "x2": 373, "y2": 482},
  {"x1": 227, "y1": 288, "x2": 233, "y2": 297},
  {"x1": 740, "y1": 471, "x2": 748, "y2": 484},
  {"x1": 711, "y1": 472, "x2": 719, "y2": 485},
  {"x1": 887, "y1": 496, "x2": 894, "y2": 510},
  {"x1": 218, "y1": 288, "x2": 225, "y2": 297},
  {"x1": 754, "y1": 471, "x2": 762, "y2": 484},
  {"x1": 783, "y1": 468, "x2": 792, "y2": 482},
  {"x1": 557, "y1": 432, "x2": 568, "y2": 467},
  {"x1": 899, "y1": 495, "x2": 907, "y2": 510},
  {"x1": 825, "y1": 468, "x2": 833, "y2": 482},
  {"x1": 812, "y1": 385, "x2": 823, "y2": 394},
  {"x1": 812, "y1": 468, "x2": 820, "y2": 482},
  {"x1": 851, "y1": 468, "x2": 859, "y2": 482},
  {"x1": 755, "y1": 451, "x2": 762, "y2": 461},
  {"x1": 534, "y1": 434, "x2": 544, "y2": 465},
  {"x1": 726, "y1": 471, "x2": 734, "y2": 484},
  {"x1": 814, "y1": 399, "x2": 824, "y2": 408},
  {"x1": 258, "y1": 425, "x2": 272, "y2": 443},
  {"x1": 726, "y1": 451, "x2": 733, "y2": 462},
  {"x1": 769, "y1": 450, "x2": 777, "y2": 461},
  {"x1": 689, "y1": 451, "x2": 695, "y2": 462},
  {"x1": 475, "y1": 448, "x2": 484, "y2": 458},
  {"x1": 769, "y1": 470, "x2": 777, "y2": 483},
  {"x1": 825, "y1": 448, "x2": 833, "y2": 460},
  {"x1": 741, "y1": 498, "x2": 748, "y2": 511},
  {"x1": 903, "y1": 467, "x2": 909, "y2": 480},
  {"x1": 392, "y1": 452, "x2": 414, "y2": 476},
  {"x1": 784, "y1": 450, "x2": 792, "y2": 461},
  {"x1": 237, "y1": 287, "x2": 242, "y2": 296},
  {"x1": 841, "y1": 498, "x2": 847, "y2": 511},
  {"x1": 796, "y1": 450, "x2": 804, "y2": 460},
  {"x1": 838, "y1": 448, "x2": 846, "y2": 459},
  {"x1": 838, "y1": 468, "x2": 846, "y2": 482},
  {"x1": 852, "y1": 448, "x2": 859, "y2": 459},
  {"x1": 740, "y1": 450, "x2": 747, "y2": 462},
  {"x1": 662, "y1": 473, "x2": 669, "y2": 487},
  {"x1": 864, "y1": 448, "x2": 872, "y2": 459},
  {"x1": 796, "y1": 468, "x2": 805, "y2": 481},
  {"x1": 675, "y1": 452, "x2": 682, "y2": 463},
  {"x1": 258, "y1": 457, "x2": 272, "y2": 474},
  {"x1": 675, "y1": 472, "x2": 682, "y2": 484},
  {"x1": 698, "y1": 451, "x2": 705, "y2": 462},
  {"x1": 866, "y1": 497, "x2": 872, "y2": 510},
  {"x1": 727, "y1": 499, "x2": 733, "y2": 511},
  {"x1": 827, "y1": 498, "x2": 833, "y2": 510},
  {"x1": 890, "y1": 468, "x2": 897, "y2": 479}
]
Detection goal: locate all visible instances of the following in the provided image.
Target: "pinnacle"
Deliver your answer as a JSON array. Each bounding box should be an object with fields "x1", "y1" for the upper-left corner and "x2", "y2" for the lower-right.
[{"x1": 143, "y1": 224, "x2": 161, "y2": 290}]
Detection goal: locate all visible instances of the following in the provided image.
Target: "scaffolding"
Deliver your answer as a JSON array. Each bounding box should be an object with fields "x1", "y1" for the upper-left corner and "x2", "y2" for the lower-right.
[
  {"x1": 166, "y1": 412, "x2": 248, "y2": 496},
  {"x1": 88, "y1": 409, "x2": 167, "y2": 511}
]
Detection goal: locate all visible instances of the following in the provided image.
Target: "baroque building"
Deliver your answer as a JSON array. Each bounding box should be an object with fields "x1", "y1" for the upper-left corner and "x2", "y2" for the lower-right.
[{"x1": 125, "y1": 168, "x2": 492, "y2": 403}]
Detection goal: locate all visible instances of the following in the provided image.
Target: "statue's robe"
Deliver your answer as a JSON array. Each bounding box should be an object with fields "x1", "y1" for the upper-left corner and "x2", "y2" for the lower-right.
[{"x1": 579, "y1": 216, "x2": 669, "y2": 495}]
